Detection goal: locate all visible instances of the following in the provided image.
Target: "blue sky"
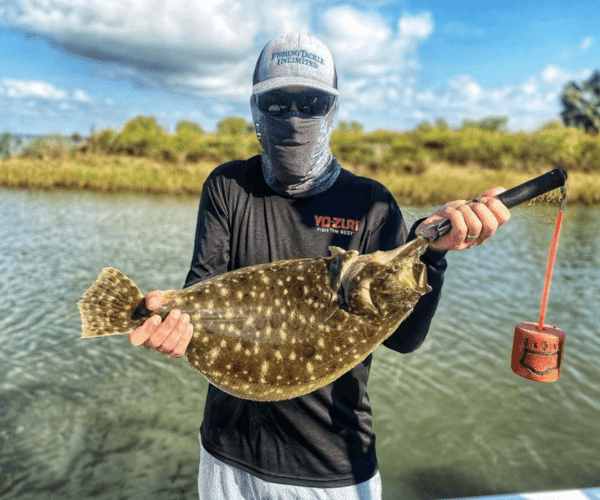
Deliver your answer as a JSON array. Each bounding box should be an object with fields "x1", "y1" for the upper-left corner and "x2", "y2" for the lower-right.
[{"x1": 1, "y1": 0, "x2": 599, "y2": 136}]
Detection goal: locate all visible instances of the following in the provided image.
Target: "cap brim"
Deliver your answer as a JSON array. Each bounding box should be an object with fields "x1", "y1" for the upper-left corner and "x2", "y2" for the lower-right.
[{"x1": 252, "y1": 76, "x2": 339, "y2": 96}]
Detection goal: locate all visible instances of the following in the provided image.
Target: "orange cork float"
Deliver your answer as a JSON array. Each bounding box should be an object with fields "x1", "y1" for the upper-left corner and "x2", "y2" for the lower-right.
[
  {"x1": 511, "y1": 186, "x2": 567, "y2": 383},
  {"x1": 511, "y1": 322, "x2": 565, "y2": 382}
]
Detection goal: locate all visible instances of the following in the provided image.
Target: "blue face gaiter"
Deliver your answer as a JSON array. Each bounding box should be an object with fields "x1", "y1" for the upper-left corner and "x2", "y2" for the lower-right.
[{"x1": 251, "y1": 96, "x2": 340, "y2": 198}]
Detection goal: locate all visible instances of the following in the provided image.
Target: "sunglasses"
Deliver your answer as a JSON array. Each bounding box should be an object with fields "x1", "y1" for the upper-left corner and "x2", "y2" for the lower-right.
[{"x1": 255, "y1": 89, "x2": 337, "y2": 117}]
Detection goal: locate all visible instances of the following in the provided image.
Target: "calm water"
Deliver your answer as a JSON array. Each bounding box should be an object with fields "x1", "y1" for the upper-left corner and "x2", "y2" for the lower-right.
[{"x1": 1, "y1": 187, "x2": 599, "y2": 500}]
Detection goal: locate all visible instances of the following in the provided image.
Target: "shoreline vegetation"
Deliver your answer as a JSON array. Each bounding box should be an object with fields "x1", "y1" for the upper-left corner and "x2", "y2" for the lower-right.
[{"x1": 1, "y1": 116, "x2": 599, "y2": 205}]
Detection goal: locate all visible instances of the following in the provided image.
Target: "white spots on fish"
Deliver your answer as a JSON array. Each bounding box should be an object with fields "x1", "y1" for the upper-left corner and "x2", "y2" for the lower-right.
[
  {"x1": 290, "y1": 352, "x2": 296, "y2": 361},
  {"x1": 306, "y1": 362, "x2": 314, "y2": 374},
  {"x1": 274, "y1": 350, "x2": 283, "y2": 361},
  {"x1": 234, "y1": 342, "x2": 242, "y2": 352},
  {"x1": 220, "y1": 339, "x2": 227, "y2": 348}
]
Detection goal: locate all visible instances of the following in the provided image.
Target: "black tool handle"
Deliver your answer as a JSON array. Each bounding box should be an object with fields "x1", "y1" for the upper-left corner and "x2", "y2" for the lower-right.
[
  {"x1": 433, "y1": 168, "x2": 567, "y2": 240},
  {"x1": 495, "y1": 168, "x2": 568, "y2": 209}
]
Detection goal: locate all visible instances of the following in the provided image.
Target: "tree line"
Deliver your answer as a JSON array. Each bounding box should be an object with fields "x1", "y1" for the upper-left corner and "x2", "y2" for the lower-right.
[{"x1": 2, "y1": 72, "x2": 599, "y2": 173}]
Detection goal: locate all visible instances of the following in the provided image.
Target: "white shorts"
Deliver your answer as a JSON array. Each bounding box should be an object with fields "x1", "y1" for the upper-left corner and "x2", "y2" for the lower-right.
[{"x1": 198, "y1": 439, "x2": 382, "y2": 500}]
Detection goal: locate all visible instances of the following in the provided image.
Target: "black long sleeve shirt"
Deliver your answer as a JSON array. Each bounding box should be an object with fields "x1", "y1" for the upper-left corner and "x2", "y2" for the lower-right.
[{"x1": 184, "y1": 155, "x2": 446, "y2": 487}]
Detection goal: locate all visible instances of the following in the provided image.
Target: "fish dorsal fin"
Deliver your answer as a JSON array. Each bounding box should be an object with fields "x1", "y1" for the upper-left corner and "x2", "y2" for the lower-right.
[
  {"x1": 326, "y1": 246, "x2": 382, "y2": 317},
  {"x1": 326, "y1": 246, "x2": 360, "y2": 290}
]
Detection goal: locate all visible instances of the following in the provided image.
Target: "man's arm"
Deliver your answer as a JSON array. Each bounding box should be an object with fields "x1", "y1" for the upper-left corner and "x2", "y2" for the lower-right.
[{"x1": 383, "y1": 187, "x2": 510, "y2": 353}]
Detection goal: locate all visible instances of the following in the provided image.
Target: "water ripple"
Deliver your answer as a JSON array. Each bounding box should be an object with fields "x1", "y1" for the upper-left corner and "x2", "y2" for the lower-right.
[{"x1": 2, "y1": 190, "x2": 600, "y2": 499}]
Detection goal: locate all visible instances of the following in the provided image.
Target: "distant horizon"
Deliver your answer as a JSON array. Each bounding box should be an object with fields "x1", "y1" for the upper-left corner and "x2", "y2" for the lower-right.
[
  {"x1": 1, "y1": 0, "x2": 598, "y2": 136},
  {"x1": 7, "y1": 112, "x2": 569, "y2": 139}
]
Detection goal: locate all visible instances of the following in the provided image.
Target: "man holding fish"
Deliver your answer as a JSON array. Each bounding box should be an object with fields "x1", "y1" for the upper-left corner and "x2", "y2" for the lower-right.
[{"x1": 129, "y1": 34, "x2": 510, "y2": 500}]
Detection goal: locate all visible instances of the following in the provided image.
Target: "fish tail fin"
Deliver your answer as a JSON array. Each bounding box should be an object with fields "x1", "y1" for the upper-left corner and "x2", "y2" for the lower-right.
[{"x1": 78, "y1": 267, "x2": 146, "y2": 338}]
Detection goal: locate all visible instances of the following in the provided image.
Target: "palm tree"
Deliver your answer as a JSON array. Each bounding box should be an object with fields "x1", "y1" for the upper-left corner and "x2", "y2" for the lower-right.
[{"x1": 560, "y1": 70, "x2": 600, "y2": 133}]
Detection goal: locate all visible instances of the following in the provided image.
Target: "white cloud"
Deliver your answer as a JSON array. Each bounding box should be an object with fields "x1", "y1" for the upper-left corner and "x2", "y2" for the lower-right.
[
  {"x1": 521, "y1": 77, "x2": 537, "y2": 95},
  {"x1": 541, "y1": 64, "x2": 589, "y2": 84},
  {"x1": 2, "y1": 1, "x2": 591, "y2": 133},
  {"x1": 72, "y1": 89, "x2": 92, "y2": 103},
  {"x1": 0, "y1": 77, "x2": 119, "y2": 134},
  {"x1": 581, "y1": 36, "x2": 593, "y2": 51},
  {"x1": 320, "y1": 6, "x2": 394, "y2": 76},
  {"x1": 319, "y1": 6, "x2": 434, "y2": 127},
  {"x1": 1, "y1": 79, "x2": 68, "y2": 100},
  {"x1": 399, "y1": 12, "x2": 434, "y2": 40},
  {"x1": 402, "y1": 64, "x2": 595, "y2": 131},
  {"x1": 0, "y1": 0, "x2": 309, "y2": 99}
]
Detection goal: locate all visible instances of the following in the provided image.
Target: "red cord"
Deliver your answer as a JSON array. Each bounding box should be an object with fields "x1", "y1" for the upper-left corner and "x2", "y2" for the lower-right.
[{"x1": 538, "y1": 209, "x2": 564, "y2": 332}]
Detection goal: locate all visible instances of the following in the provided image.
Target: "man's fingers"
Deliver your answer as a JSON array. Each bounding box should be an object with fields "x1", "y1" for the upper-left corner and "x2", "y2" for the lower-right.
[
  {"x1": 479, "y1": 186, "x2": 506, "y2": 199},
  {"x1": 440, "y1": 206, "x2": 468, "y2": 249},
  {"x1": 169, "y1": 323, "x2": 194, "y2": 358},
  {"x1": 158, "y1": 313, "x2": 190, "y2": 353},
  {"x1": 468, "y1": 202, "x2": 497, "y2": 240},
  {"x1": 458, "y1": 204, "x2": 483, "y2": 237},
  {"x1": 146, "y1": 291, "x2": 164, "y2": 310},
  {"x1": 145, "y1": 309, "x2": 181, "y2": 349},
  {"x1": 481, "y1": 196, "x2": 511, "y2": 228},
  {"x1": 129, "y1": 315, "x2": 161, "y2": 346}
]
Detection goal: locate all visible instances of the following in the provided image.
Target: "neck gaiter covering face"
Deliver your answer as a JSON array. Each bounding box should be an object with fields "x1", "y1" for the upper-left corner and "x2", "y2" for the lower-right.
[{"x1": 251, "y1": 97, "x2": 340, "y2": 198}]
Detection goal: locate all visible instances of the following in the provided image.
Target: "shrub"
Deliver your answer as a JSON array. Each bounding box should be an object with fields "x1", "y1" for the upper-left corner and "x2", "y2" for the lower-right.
[
  {"x1": 217, "y1": 117, "x2": 250, "y2": 136},
  {"x1": 116, "y1": 116, "x2": 167, "y2": 156},
  {"x1": 20, "y1": 134, "x2": 70, "y2": 160}
]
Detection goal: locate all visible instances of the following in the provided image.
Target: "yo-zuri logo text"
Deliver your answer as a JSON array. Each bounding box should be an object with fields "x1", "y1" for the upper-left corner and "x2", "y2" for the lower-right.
[{"x1": 314, "y1": 215, "x2": 358, "y2": 235}]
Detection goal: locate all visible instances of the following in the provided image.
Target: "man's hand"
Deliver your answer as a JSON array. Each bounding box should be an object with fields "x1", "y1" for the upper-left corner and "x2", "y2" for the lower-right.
[
  {"x1": 128, "y1": 291, "x2": 193, "y2": 358},
  {"x1": 417, "y1": 187, "x2": 511, "y2": 252}
]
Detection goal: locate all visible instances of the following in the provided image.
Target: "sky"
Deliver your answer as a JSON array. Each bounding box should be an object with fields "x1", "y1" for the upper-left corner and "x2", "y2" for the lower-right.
[{"x1": 1, "y1": 0, "x2": 599, "y2": 136}]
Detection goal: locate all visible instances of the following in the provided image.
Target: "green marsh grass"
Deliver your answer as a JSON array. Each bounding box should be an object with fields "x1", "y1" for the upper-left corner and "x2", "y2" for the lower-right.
[
  {"x1": 2, "y1": 154, "x2": 598, "y2": 206},
  {"x1": 2, "y1": 119, "x2": 599, "y2": 205}
]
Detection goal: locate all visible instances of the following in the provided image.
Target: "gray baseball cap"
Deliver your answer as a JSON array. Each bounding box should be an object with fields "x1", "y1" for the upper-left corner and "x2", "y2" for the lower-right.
[{"x1": 252, "y1": 33, "x2": 339, "y2": 96}]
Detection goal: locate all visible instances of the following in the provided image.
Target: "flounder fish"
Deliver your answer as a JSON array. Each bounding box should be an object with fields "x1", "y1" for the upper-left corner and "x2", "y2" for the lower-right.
[{"x1": 78, "y1": 237, "x2": 431, "y2": 401}]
